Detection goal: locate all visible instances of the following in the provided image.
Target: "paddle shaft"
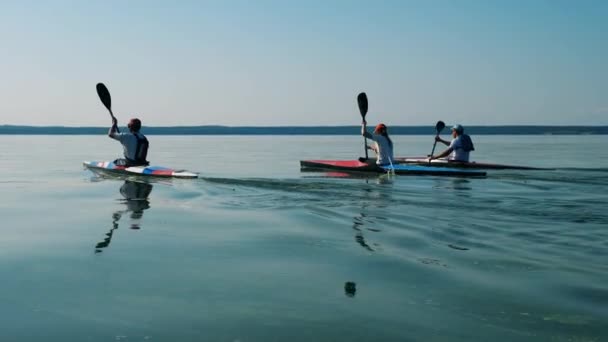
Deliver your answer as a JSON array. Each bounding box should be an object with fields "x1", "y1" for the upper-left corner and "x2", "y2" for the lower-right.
[
  {"x1": 109, "y1": 110, "x2": 119, "y2": 133},
  {"x1": 363, "y1": 129, "x2": 368, "y2": 159},
  {"x1": 429, "y1": 137, "x2": 439, "y2": 159},
  {"x1": 429, "y1": 121, "x2": 446, "y2": 165}
]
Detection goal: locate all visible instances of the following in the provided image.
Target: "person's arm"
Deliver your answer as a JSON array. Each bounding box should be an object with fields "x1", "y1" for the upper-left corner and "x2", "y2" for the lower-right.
[
  {"x1": 361, "y1": 121, "x2": 373, "y2": 139},
  {"x1": 430, "y1": 147, "x2": 453, "y2": 160},
  {"x1": 108, "y1": 117, "x2": 120, "y2": 140},
  {"x1": 435, "y1": 136, "x2": 450, "y2": 146}
]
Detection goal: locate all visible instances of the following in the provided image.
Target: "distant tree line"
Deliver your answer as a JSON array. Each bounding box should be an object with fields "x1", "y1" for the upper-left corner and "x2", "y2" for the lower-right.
[{"x1": 1, "y1": 125, "x2": 607, "y2": 135}]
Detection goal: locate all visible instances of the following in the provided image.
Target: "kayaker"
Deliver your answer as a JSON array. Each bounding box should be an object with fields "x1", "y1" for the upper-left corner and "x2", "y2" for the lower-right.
[
  {"x1": 361, "y1": 120, "x2": 394, "y2": 165},
  {"x1": 108, "y1": 117, "x2": 150, "y2": 166},
  {"x1": 430, "y1": 124, "x2": 475, "y2": 162}
]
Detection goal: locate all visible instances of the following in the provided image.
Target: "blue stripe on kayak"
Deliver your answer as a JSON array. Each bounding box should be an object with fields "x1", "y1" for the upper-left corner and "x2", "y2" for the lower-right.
[
  {"x1": 146, "y1": 166, "x2": 170, "y2": 171},
  {"x1": 86, "y1": 161, "x2": 116, "y2": 169},
  {"x1": 382, "y1": 164, "x2": 482, "y2": 174},
  {"x1": 140, "y1": 167, "x2": 170, "y2": 175}
]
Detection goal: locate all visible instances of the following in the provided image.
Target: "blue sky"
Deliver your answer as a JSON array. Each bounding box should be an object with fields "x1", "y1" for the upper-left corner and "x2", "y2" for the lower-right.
[{"x1": 1, "y1": 0, "x2": 606, "y2": 126}]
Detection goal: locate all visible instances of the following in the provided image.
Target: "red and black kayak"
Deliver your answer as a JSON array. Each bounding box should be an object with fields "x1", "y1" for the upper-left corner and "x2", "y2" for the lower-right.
[
  {"x1": 394, "y1": 157, "x2": 549, "y2": 170},
  {"x1": 300, "y1": 160, "x2": 486, "y2": 177}
]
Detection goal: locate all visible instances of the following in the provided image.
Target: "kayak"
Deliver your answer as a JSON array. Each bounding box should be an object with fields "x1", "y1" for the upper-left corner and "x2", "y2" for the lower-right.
[
  {"x1": 83, "y1": 161, "x2": 198, "y2": 179},
  {"x1": 395, "y1": 157, "x2": 548, "y2": 170},
  {"x1": 300, "y1": 160, "x2": 486, "y2": 177}
]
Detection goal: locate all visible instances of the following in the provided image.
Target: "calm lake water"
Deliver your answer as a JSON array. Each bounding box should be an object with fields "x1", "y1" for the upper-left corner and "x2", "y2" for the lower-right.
[{"x1": 1, "y1": 135, "x2": 607, "y2": 341}]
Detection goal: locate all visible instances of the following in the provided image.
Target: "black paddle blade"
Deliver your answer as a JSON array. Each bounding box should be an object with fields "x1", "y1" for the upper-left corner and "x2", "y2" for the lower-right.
[
  {"x1": 435, "y1": 120, "x2": 445, "y2": 133},
  {"x1": 96, "y1": 83, "x2": 112, "y2": 111},
  {"x1": 357, "y1": 92, "x2": 368, "y2": 118}
]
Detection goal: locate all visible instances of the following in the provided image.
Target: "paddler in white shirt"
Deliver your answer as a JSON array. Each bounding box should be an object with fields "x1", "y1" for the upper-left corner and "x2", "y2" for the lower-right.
[
  {"x1": 108, "y1": 117, "x2": 150, "y2": 167},
  {"x1": 430, "y1": 124, "x2": 475, "y2": 162},
  {"x1": 361, "y1": 120, "x2": 395, "y2": 166}
]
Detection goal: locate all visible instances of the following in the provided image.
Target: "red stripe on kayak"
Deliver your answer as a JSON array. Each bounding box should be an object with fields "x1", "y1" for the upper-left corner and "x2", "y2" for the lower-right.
[
  {"x1": 307, "y1": 160, "x2": 368, "y2": 167},
  {"x1": 150, "y1": 170, "x2": 174, "y2": 176}
]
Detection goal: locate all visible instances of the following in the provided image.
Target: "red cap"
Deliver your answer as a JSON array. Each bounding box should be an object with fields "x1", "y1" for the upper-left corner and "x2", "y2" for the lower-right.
[{"x1": 374, "y1": 123, "x2": 387, "y2": 132}]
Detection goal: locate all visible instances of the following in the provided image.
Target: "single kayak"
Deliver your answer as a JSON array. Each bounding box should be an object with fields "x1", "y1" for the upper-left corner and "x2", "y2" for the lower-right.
[
  {"x1": 83, "y1": 161, "x2": 198, "y2": 179},
  {"x1": 394, "y1": 157, "x2": 548, "y2": 170},
  {"x1": 300, "y1": 160, "x2": 486, "y2": 177}
]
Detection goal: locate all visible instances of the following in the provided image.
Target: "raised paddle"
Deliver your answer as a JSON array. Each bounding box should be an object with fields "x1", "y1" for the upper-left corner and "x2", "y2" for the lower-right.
[
  {"x1": 96, "y1": 83, "x2": 119, "y2": 133},
  {"x1": 357, "y1": 92, "x2": 369, "y2": 159},
  {"x1": 429, "y1": 120, "x2": 446, "y2": 164}
]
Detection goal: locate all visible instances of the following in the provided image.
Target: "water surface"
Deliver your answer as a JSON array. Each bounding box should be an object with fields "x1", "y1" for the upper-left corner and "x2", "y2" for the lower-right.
[{"x1": 1, "y1": 135, "x2": 607, "y2": 341}]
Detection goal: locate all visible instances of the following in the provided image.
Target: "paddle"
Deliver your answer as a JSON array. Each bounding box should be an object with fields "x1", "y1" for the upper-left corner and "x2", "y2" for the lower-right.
[
  {"x1": 429, "y1": 120, "x2": 446, "y2": 164},
  {"x1": 96, "y1": 83, "x2": 119, "y2": 133},
  {"x1": 357, "y1": 92, "x2": 369, "y2": 159}
]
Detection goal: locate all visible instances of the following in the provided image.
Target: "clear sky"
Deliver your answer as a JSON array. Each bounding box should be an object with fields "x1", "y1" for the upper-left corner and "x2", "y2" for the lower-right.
[{"x1": 1, "y1": 0, "x2": 606, "y2": 126}]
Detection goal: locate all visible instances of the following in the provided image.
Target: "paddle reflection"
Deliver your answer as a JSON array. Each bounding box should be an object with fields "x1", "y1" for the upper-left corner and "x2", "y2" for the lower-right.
[
  {"x1": 353, "y1": 211, "x2": 375, "y2": 252},
  {"x1": 95, "y1": 180, "x2": 153, "y2": 253},
  {"x1": 351, "y1": 186, "x2": 392, "y2": 253}
]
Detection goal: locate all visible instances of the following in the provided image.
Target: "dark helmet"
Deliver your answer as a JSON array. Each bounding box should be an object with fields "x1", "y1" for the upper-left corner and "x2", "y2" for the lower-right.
[{"x1": 128, "y1": 118, "x2": 142, "y2": 132}]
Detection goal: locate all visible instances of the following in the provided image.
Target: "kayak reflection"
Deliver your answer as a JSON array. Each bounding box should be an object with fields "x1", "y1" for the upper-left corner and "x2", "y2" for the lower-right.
[
  {"x1": 432, "y1": 177, "x2": 473, "y2": 193},
  {"x1": 95, "y1": 180, "x2": 153, "y2": 253}
]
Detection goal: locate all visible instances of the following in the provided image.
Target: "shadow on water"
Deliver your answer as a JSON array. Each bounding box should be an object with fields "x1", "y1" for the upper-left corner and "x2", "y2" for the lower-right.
[{"x1": 95, "y1": 180, "x2": 153, "y2": 253}]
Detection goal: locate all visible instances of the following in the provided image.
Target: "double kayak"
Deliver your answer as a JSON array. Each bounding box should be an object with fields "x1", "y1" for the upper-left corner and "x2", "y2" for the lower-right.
[
  {"x1": 300, "y1": 160, "x2": 486, "y2": 177},
  {"x1": 83, "y1": 161, "x2": 198, "y2": 179},
  {"x1": 395, "y1": 157, "x2": 548, "y2": 170}
]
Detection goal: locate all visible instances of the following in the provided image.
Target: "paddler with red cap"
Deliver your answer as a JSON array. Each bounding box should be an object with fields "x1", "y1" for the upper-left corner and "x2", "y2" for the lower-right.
[
  {"x1": 361, "y1": 120, "x2": 394, "y2": 166},
  {"x1": 108, "y1": 117, "x2": 150, "y2": 167}
]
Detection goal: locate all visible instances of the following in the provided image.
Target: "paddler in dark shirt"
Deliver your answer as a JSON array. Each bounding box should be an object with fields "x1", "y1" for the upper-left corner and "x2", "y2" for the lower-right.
[
  {"x1": 430, "y1": 124, "x2": 475, "y2": 162},
  {"x1": 108, "y1": 117, "x2": 150, "y2": 166}
]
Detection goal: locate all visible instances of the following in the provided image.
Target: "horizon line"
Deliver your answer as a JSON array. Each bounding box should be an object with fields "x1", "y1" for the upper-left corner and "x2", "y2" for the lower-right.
[
  {"x1": 3, "y1": 124, "x2": 608, "y2": 128},
  {"x1": 1, "y1": 124, "x2": 606, "y2": 136}
]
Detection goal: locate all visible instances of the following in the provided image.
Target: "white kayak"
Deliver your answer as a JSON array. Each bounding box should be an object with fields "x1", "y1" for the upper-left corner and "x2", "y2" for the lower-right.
[{"x1": 83, "y1": 161, "x2": 198, "y2": 178}]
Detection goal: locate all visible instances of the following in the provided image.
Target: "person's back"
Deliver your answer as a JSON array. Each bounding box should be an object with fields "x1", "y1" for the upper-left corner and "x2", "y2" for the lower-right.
[
  {"x1": 448, "y1": 134, "x2": 474, "y2": 162},
  {"x1": 372, "y1": 133, "x2": 394, "y2": 165},
  {"x1": 361, "y1": 122, "x2": 394, "y2": 165},
  {"x1": 430, "y1": 124, "x2": 474, "y2": 163},
  {"x1": 109, "y1": 118, "x2": 149, "y2": 166}
]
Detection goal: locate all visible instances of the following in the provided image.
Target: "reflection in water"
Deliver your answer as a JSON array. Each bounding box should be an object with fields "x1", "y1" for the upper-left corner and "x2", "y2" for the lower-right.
[
  {"x1": 95, "y1": 180, "x2": 153, "y2": 253},
  {"x1": 353, "y1": 212, "x2": 374, "y2": 252},
  {"x1": 451, "y1": 178, "x2": 472, "y2": 191},
  {"x1": 433, "y1": 177, "x2": 473, "y2": 192},
  {"x1": 351, "y1": 186, "x2": 392, "y2": 252}
]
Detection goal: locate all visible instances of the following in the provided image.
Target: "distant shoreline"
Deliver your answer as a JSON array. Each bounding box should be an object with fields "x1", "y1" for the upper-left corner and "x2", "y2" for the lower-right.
[{"x1": 1, "y1": 125, "x2": 607, "y2": 135}]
